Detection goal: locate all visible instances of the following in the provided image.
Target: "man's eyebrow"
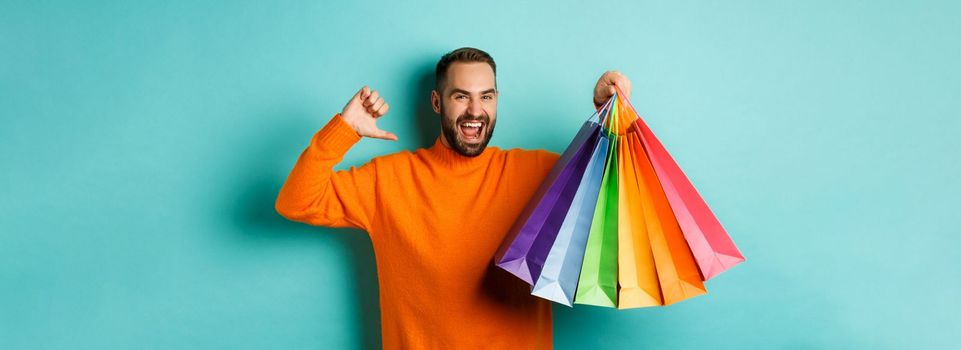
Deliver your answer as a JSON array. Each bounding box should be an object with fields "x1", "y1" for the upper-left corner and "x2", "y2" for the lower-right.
[{"x1": 450, "y1": 88, "x2": 498, "y2": 95}]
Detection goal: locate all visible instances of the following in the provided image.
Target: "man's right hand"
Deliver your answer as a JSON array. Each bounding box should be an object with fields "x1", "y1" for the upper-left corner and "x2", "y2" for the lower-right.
[{"x1": 340, "y1": 86, "x2": 398, "y2": 141}]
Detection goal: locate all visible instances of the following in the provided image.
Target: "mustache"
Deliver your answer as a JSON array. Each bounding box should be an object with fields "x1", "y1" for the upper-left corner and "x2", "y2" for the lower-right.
[{"x1": 456, "y1": 114, "x2": 490, "y2": 124}]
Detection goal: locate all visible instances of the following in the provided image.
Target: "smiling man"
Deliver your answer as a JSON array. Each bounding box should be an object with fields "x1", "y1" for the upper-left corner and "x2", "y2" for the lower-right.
[
  {"x1": 433, "y1": 53, "x2": 498, "y2": 156},
  {"x1": 275, "y1": 47, "x2": 631, "y2": 349}
]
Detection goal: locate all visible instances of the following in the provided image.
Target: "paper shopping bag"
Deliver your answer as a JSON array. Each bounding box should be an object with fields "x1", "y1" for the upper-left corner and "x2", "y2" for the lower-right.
[
  {"x1": 531, "y1": 125, "x2": 609, "y2": 306},
  {"x1": 628, "y1": 128, "x2": 707, "y2": 305},
  {"x1": 616, "y1": 124, "x2": 664, "y2": 309},
  {"x1": 574, "y1": 105, "x2": 621, "y2": 308},
  {"x1": 626, "y1": 104, "x2": 745, "y2": 280},
  {"x1": 495, "y1": 117, "x2": 602, "y2": 285}
]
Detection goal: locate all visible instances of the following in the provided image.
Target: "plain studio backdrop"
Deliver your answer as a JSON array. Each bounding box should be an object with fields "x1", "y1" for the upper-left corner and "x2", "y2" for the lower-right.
[{"x1": 2, "y1": 1, "x2": 959, "y2": 349}]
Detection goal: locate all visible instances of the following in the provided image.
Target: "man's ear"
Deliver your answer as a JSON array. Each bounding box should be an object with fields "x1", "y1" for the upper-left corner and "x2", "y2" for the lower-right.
[{"x1": 430, "y1": 90, "x2": 441, "y2": 114}]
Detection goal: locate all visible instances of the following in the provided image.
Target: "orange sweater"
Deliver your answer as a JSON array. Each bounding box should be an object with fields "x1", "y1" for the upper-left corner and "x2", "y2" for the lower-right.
[{"x1": 275, "y1": 113, "x2": 561, "y2": 349}]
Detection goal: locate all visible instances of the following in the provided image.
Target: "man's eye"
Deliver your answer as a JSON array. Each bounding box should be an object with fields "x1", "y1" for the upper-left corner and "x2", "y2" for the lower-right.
[
  {"x1": 482, "y1": 95, "x2": 493, "y2": 100},
  {"x1": 455, "y1": 95, "x2": 467, "y2": 100}
]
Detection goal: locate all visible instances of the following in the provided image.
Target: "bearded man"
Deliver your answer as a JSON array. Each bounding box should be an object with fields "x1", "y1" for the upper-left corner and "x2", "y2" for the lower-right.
[{"x1": 276, "y1": 47, "x2": 632, "y2": 349}]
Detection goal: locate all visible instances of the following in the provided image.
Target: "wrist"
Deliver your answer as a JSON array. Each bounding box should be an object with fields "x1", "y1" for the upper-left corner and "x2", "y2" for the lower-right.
[{"x1": 336, "y1": 112, "x2": 363, "y2": 137}]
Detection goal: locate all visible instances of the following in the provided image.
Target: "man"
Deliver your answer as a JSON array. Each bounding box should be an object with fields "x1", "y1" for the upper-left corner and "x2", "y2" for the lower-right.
[{"x1": 275, "y1": 47, "x2": 632, "y2": 349}]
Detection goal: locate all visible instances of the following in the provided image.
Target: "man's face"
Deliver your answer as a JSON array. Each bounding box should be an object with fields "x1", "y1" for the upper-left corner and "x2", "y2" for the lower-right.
[{"x1": 433, "y1": 62, "x2": 498, "y2": 157}]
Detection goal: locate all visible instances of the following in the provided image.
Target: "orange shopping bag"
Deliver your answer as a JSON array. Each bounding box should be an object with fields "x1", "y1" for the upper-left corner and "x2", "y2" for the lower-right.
[
  {"x1": 628, "y1": 125, "x2": 706, "y2": 305},
  {"x1": 615, "y1": 98, "x2": 663, "y2": 309}
]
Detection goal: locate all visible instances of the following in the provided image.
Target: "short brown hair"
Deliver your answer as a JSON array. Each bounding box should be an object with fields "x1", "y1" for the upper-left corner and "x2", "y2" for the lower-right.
[{"x1": 435, "y1": 47, "x2": 497, "y2": 93}]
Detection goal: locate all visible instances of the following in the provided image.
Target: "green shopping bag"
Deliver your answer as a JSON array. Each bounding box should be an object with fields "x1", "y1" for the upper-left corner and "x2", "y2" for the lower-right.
[{"x1": 574, "y1": 100, "x2": 621, "y2": 308}]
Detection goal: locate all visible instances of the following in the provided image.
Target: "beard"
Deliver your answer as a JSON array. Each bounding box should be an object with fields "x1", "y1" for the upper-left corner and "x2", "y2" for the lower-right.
[{"x1": 439, "y1": 102, "x2": 496, "y2": 157}]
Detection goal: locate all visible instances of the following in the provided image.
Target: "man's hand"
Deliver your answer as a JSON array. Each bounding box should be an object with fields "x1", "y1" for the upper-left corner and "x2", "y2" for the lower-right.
[
  {"x1": 340, "y1": 86, "x2": 398, "y2": 141},
  {"x1": 593, "y1": 71, "x2": 632, "y2": 108}
]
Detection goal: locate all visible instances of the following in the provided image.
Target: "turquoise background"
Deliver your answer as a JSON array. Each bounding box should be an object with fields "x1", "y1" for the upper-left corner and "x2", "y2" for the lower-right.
[{"x1": 2, "y1": 1, "x2": 959, "y2": 348}]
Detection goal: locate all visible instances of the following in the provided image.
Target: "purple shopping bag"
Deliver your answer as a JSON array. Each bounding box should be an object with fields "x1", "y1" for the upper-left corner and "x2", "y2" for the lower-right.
[
  {"x1": 494, "y1": 116, "x2": 603, "y2": 285},
  {"x1": 531, "y1": 125, "x2": 608, "y2": 305}
]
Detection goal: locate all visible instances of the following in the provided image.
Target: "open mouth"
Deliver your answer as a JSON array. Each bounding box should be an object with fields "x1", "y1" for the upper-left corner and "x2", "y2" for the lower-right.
[{"x1": 458, "y1": 120, "x2": 486, "y2": 143}]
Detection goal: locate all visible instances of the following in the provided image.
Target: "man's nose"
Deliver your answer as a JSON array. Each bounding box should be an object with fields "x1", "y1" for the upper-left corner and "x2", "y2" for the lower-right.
[{"x1": 468, "y1": 97, "x2": 484, "y2": 116}]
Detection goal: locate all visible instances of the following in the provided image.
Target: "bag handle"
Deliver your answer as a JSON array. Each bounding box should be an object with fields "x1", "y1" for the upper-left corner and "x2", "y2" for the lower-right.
[
  {"x1": 590, "y1": 94, "x2": 616, "y2": 124},
  {"x1": 608, "y1": 92, "x2": 620, "y2": 137},
  {"x1": 613, "y1": 85, "x2": 641, "y2": 124}
]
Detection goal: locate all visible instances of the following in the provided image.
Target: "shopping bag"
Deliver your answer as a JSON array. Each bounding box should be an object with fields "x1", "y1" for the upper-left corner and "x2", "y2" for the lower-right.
[
  {"x1": 619, "y1": 88, "x2": 745, "y2": 280},
  {"x1": 495, "y1": 115, "x2": 604, "y2": 285},
  {"x1": 495, "y1": 89, "x2": 741, "y2": 310},
  {"x1": 627, "y1": 127, "x2": 707, "y2": 305},
  {"x1": 531, "y1": 113, "x2": 611, "y2": 306},
  {"x1": 615, "y1": 119, "x2": 663, "y2": 309},
  {"x1": 573, "y1": 102, "x2": 621, "y2": 308}
]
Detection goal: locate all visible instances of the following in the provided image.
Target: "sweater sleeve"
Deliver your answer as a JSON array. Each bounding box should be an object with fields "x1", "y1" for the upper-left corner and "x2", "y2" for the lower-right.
[{"x1": 274, "y1": 113, "x2": 377, "y2": 232}]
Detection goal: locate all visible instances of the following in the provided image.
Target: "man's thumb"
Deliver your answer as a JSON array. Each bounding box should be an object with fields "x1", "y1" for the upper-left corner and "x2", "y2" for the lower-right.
[{"x1": 375, "y1": 129, "x2": 399, "y2": 141}]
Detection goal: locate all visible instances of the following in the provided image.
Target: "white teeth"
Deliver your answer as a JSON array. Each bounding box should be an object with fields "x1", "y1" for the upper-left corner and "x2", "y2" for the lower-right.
[{"x1": 461, "y1": 122, "x2": 483, "y2": 128}]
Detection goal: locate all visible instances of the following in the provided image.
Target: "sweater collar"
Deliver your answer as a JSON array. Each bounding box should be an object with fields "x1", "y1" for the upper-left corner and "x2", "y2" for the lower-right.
[{"x1": 426, "y1": 136, "x2": 496, "y2": 168}]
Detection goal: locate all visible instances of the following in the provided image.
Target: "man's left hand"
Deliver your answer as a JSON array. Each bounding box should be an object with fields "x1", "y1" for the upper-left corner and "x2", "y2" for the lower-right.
[{"x1": 593, "y1": 70, "x2": 632, "y2": 107}]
